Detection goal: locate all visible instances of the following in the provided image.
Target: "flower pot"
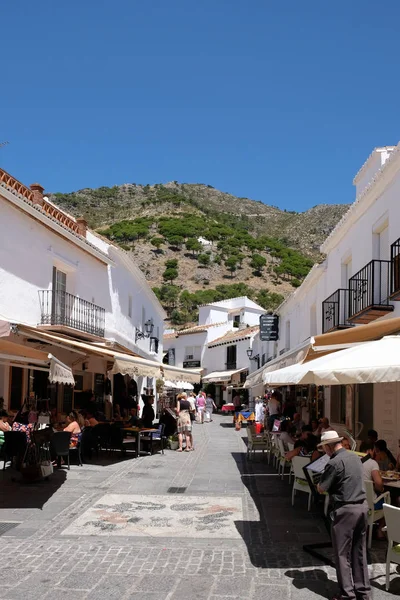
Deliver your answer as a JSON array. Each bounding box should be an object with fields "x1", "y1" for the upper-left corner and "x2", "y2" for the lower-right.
[{"x1": 169, "y1": 440, "x2": 179, "y2": 450}]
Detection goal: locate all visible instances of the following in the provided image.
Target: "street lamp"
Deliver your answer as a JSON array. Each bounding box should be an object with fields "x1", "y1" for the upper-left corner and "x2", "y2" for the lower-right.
[
  {"x1": 246, "y1": 348, "x2": 253, "y2": 359},
  {"x1": 135, "y1": 319, "x2": 154, "y2": 342}
]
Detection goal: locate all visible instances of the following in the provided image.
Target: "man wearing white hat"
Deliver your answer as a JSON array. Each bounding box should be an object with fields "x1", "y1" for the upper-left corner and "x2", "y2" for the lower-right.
[{"x1": 317, "y1": 430, "x2": 370, "y2": 600}]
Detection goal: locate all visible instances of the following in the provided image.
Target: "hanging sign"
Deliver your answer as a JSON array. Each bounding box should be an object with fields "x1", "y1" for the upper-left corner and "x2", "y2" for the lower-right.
[{"x1": 259, "y1": 314, "x2": 279, "y2": 341}]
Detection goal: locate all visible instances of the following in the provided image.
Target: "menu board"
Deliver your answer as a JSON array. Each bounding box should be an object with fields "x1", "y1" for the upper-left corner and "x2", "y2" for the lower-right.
[
  {"x1": 94, "y1": 373, "x2": 105, "y2": 401},
  {"x1": 259, "y1": 314, "x2": 279, "y2": 341}
]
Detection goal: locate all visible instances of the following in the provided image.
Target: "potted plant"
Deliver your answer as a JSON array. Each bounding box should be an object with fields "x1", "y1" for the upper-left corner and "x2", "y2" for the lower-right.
[{"x1": 168, "y1": 434, "x2": 179, "y2": 450}]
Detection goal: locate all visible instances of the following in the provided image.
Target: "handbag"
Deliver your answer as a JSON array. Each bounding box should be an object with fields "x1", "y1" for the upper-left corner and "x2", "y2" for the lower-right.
[
  {"x1": 40, "y1": 461, "x2": 54, "y2": 478},
  {"x1": 190, "y1": 411, "x2": 195, "y2": 422}
]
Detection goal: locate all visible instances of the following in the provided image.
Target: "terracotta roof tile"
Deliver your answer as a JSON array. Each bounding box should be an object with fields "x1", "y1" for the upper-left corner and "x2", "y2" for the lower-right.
[{"x1": 207, "y1": 325, "x2": 259, "y2": 347}]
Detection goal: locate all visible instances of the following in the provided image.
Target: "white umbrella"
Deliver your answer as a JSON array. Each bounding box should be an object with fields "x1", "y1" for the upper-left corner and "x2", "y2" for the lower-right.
[{"x1": 263, "y1": 335, "x2": 400, "y2": 386}]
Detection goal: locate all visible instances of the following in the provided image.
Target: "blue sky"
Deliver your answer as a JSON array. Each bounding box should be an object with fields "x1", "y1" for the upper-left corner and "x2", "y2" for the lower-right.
[{"x1": 1, "y1": 1, "x2": 399, "y2": 211}]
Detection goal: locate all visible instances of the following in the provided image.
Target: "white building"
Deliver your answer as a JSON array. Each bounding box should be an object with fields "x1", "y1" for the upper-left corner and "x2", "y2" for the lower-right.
[
  {"x1": 256, "y1": 144, "x2": 400, "y2": 451},
  {"x1": 0, "y1": 168, "x2": 196, "y2": 414},
  {"x1": 164, "y1": 297, "x2": 265, "y2": 404}
]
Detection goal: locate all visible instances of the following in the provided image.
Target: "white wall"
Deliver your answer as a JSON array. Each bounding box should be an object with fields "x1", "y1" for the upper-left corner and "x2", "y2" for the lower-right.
[{"x1": 0, "y1": 200, "x2": 111, "y2": 327}]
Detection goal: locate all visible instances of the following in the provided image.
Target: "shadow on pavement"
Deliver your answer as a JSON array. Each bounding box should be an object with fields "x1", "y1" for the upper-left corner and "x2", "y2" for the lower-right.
[
  {"x1": 285, "y1": 568, "x2": 336, "y2": 599},
  {"x1": 231, "y1": 450, "x2": 333, "y2": 570},
  {"x1": 0, "y1": 467, "x2": 67, "y2": 509}
]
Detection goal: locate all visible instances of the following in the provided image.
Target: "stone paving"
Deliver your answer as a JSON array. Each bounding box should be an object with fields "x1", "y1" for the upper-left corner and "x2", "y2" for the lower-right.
[{"x1": 0, "y1": 415, "x2": 398, "y2": 599}]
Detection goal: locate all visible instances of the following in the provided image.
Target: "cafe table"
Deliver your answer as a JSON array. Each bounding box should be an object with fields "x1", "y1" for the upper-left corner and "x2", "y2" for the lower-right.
[{"x1": 122, "y1": 427, "x2": 158, "y2": 455}]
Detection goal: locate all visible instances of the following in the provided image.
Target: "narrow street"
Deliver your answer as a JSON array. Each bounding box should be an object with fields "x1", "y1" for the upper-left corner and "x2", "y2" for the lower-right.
[{"x1": 0, "y1": 416, "x2": 394, "y2": 599}]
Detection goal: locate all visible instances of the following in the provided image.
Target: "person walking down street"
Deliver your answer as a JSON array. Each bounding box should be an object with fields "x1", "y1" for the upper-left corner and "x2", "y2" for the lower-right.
[
  {"x1": 317, "y1": 430, "x2": 371, "y2": 600},
  {"x1": 267, "y1": 394, "x2": 281, "y2": 431},
  {"x1": 175, "y1": 393, "x2": 193, "y2": 452},
  {"x1": 205, "y1": 393, "x2": 217, "y2": 422},
  {"x1": 196, "y1": 392, "x2": 206, "y2": 424}
]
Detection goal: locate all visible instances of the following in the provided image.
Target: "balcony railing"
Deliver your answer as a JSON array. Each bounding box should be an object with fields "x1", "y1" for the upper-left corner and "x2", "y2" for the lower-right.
[
  {"x1": 39, "y1": 290, "x2": 105, "y2": 337},
  {"x1": 391, "y1": 237, "x2": 400, "y2": 300},
  {"x1": 226, "y1": 361, "x2": 237, "y2": 370},
  {"x1": 322, "y1": 288, "x2": 354, "y2": 333},
  {"x1": 348, "y1": 260, "x2": 393, "y2": 323}
]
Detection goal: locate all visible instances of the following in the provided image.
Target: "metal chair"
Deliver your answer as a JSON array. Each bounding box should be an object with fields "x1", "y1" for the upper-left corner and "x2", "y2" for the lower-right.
[
  {"x1": 51, "y1": 431, "x2": 72, "y2": 469},
  {"x1": 140, "y1": 423, "x2": 166, "y2": 455},
  {"x1": 247, "y1": 426, "x2": 269, "y2": 461}
]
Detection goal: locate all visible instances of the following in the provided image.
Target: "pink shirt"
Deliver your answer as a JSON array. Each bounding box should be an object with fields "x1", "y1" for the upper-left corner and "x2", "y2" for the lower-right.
[{"x1": 196, "y1": 396, "x2": 206, "y2": 409}]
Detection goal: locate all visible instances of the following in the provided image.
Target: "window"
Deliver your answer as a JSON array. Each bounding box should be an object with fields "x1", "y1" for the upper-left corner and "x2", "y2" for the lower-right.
[
  {"x1": 52, "y1": 267, "x2": 67, "y2": 321},
  {"x1": 184, "y1": 346, "x2": 201, "y2": 360},
  {"x1": 233, "y1": 314, "x2": 240, "y2": 328},
  {"x1": 226, "y1": 345, "x2": 237, "y2": 369},
  {"x1": 341, "y1": 258, "x2": 352, "y2": 288},
  {"x1": 150, "y1": 337, "x2": 159, "y2": 353},
  {"x1": 128, "y1": 295, "x2": 132, "y2": 318},
  {"x1": 165, "y1": 348, "x2": 175, "y2": 366}
]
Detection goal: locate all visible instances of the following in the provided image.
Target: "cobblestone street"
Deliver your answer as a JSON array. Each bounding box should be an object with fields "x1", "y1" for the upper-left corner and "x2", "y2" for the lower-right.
[{"x1": 0, "y1": 416, "x2": 396, "y2": 599}]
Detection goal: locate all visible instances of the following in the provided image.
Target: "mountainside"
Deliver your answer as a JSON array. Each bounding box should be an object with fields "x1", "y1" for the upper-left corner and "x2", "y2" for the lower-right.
[{"x1": 50, "y1": 182, "x2": 349, "y2": 325}]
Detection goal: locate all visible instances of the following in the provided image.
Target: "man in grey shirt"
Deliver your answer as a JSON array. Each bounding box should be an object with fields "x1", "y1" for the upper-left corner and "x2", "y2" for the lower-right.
[{"x1": 317, "y1": 431, "x2": 370, "y2": 600}]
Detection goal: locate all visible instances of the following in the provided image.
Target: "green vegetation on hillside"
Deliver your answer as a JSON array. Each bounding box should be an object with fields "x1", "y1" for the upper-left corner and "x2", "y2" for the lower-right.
[{"x1": 153, "y1": 283, "x2": 284, "y2": 325}]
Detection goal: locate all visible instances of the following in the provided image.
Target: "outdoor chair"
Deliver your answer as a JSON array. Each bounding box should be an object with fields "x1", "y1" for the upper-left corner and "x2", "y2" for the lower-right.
[
  {"x1": 277, "y1": 437, "x2": 291, "y2": 479},
  {"x1": 109, "y1": 423, "x2": 125, "y2": 455},
  {"x1": 291, "y1": 456, "x2": 312, "y2": 510},
  {"x1": 2, "y1": 431, "x2": 27, "y2": 470},
  {"x1": 246, "y1": 426, "x2": 269, "y2": 461},
  {"x1": 92, "y1": 423, "x2": 111, "y2": 453},
  {"x1": 383, "y1": 503, "x2": 400, "y2": 591},
  {"x1": 269, "y1": 433, "x2": 280, "y2": 468},
  {"x1": 51, "y1": 431, "x2": 72, "y2": 470},
  {"x1": 365, "y1": 480, "x2": 391, "y2": 548},
  {"x1": 140, "y1": 423, "x2": 166, "y2": 455}
]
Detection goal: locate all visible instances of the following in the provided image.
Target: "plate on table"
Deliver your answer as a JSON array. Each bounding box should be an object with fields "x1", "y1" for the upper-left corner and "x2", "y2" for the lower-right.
[{"x1": 381, "y1": 471, "x2": 400, "y2": 481}]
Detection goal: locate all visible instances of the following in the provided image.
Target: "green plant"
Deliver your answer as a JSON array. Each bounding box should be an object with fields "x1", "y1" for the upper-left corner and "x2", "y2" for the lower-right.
[
  {"x1": 163, "y1": 268, "x2": 179, "y2": 283},
  {"x1": 225, "y1": 256, "x2": 238, "y2": 277},
  {"x1": 165, "y1": 258, "x2": 178, "y2": 269},
  {"x1": 151, "y1": 237, "x2": 164, "y2": 251},
  {"x1": 198, "y1": 254, "x2": 210, "y2": 267},
  {"x1": 250, "y1": 254, "x2": 267, "y2": 275},
  {"x1": 186, "y1": 238, "x2": 203, "y2": 256}
]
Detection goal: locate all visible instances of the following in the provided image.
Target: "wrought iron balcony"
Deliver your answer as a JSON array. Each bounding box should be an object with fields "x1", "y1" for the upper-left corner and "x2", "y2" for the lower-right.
[
  {"x1": 348, "y1": 260, "x2": 394, "y2": 324},
  {"x1": 322, "y1": 288, "x2": 354, "y2": 334},
  {"x1": 391, "y1": 237, "x2": 400, "y2": 300},
  {"x1": 39, "y1": 290, "x2": 105, "y2": 337},
  {"x1": 226, "y1": 361, "x2": 237, "y2": 370}
]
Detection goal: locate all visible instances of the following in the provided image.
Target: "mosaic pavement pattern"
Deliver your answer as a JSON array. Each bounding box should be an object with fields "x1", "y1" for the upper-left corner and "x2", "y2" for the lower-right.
[{"x1": 62, "y1": 493, "x2": 244, "y2": 538}]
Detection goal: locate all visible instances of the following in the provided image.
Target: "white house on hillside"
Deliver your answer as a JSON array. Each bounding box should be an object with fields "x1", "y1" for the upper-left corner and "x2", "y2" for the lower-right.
[{"x1": 164, "y1": 296, "x2": 265, "y2": 404}]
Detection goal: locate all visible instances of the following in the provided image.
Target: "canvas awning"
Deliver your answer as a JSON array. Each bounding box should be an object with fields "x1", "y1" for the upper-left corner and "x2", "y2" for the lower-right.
[
  {"x1": 110, "y1": 358, "x2": 161, "y2": 379},
  {"x1": 162, "y1": 366, "x2": 201, "y2": 384},
  {"x1": 17, "y1": 326, "x2": 163, "y2": 379},
  {"x1": 48, "y1": 354, "x2": 75, "y2": 385},
  {"x1": 202, "y1": 367, "x2": 247, "y2": 383},
  {"x1": 243, "y1": 365, "x2": 264, "y2": 389},
  {"x1": 263, "y1": 335, "x2": 400, "y2": 386},
  {"x1": 0, "y1": 338, "x2": 74, "y2": 385}
]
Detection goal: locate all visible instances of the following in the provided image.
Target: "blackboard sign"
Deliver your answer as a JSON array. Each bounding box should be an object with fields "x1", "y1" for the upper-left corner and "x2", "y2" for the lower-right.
[
  {"x1": 260, "y1": 314, "x2": 279, "y2": 341},
  {"x1": 94, "y1": 373, "x2": 105, "y2": 400}
]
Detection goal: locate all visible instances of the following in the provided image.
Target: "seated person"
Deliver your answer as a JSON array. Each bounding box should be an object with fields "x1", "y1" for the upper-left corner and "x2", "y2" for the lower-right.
[
  {"x1": 64, "y1": 411, "x2": 82, "y2": 447},
  {"x1": 286, "y1": 433, "x2": 320, "y2": 462},
  {"x1": 0, "y1": 410, "x2": 11, "y2": 432},
  {"x1": 127, "y1": 407, "x2": 140, "y2": 427},
  {"x1": 279, "y1": 420, "x2": 295, "y2": 449},
  {"x1": 360, "y1": 429, "x2": 378, "y2": 453},
  {"x1": 374, "y1": 439, "x2": 396, "y2": 471},
  {"x1": 292, "y1": 413, "x2": 305, "y2": 434},
  {"x1": 319, "y1": 417, "x2": 333, "y2": 435},
  {"x1": 84, "y1": 411, "x2": 99, "y2": 427},
  {"x1": 362, "y1": 443, "x2": 386, "y2": 538},
  {"x1": 294, "y1": 425, "x2": 313, "y2": 448}
]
